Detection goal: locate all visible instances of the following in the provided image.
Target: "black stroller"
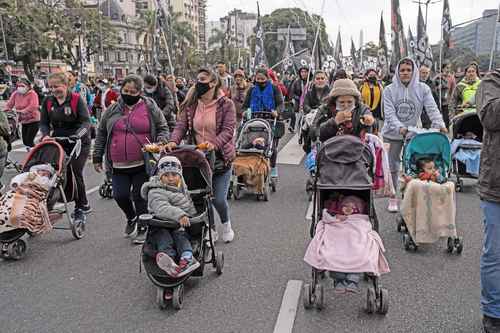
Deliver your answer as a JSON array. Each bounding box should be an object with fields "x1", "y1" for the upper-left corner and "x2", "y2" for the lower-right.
[
  {"x1": 303, "y1": 135, "x2": 388, "y2": 314},
  {"x1": 451, "y1": 111, "x2": 482, "y2": 192},
  {"x1": 0, "y1": 131, "x2": 88, "y2": 260},
  {"x1": 139, "y1": 147, "x2": 224, "y2": 310}
]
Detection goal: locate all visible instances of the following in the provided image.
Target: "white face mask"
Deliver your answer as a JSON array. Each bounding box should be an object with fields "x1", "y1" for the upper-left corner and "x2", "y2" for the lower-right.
[
  {"x1": 17, "y1": 87, "x2": 28, "y2": 95},
  {"x1": 336, "y1": 101, "x2": 355, "y2": 113},
  {"x1": 144, "y1": 87, "x2": 156, "y2": 94}
]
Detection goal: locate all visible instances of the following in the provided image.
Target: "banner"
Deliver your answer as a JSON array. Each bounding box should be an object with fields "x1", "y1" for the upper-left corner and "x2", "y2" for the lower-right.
[
  {"x1": 416, "y1": 5, "x2": 433, "y2": 69},
  {"x1": 253, "y1": 2, "x2": 267, "y2": 69},
  {"x1": 441, "y1": 0, "x2": 452, "y2": 58},
  {"x1": 391, "y1": 0, "x2": 407, "y2": 65},
  {"x1": 378, "y1": 12, "x2": 389, "y2": 78}
]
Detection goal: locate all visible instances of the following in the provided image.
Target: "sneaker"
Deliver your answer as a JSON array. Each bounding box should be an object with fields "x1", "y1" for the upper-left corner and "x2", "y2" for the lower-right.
[
  {"x1": 221, "y1": 221, "x2": 234, "y2": 243},
  {"x1": 334, "y1": 280, "x2": 346, "y2": 294},
  {"x1": 80, "y1": 204, "x2": 92, "y2": 214},
  {"x1": 288, "y1": 126, "x2": 295, "y2": 134},
  {"x1": 345, "y1": 281, "x2": 360, "y2": 294},
  {"x1": 124, "y1": 218, "x2": 137, "y2": 238},
  {"x1": 156, "y1": 252, "x2": 179, "y2": 277},
  {"x1": 133, "y1": 226, "x2": 147, "y2": 244},
  {"x1": 483, "y1": 315, "x2": 500, "y2": 333},
  {"x1": 270, "y1": 167, "x2": 278, "y2": 179},
  {"x1": 387, "y1": 198, "x2": 399, "y2": 213},
  {"x1": 175, "y1": 258, "x2": 201, "y2": 278},
  {"x1": 72, "y1": 209, "x2": 86, "y2": 223}
]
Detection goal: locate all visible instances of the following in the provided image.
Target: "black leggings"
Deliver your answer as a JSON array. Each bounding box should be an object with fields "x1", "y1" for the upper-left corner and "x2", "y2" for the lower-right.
[
  {"x1": 70, "y1": 143, "x2": 90, "y2": 209},
  {"x1": 111, "y1": 166, "x2": 149, "y2": 221},
  {"x1": 22, "y1": 122, "x2": 39, "y2": 147}
]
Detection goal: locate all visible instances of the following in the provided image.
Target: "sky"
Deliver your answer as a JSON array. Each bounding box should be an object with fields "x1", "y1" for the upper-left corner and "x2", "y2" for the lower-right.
[{"x1": 207, "y1": 0, "x2": 500, "y2": 48}]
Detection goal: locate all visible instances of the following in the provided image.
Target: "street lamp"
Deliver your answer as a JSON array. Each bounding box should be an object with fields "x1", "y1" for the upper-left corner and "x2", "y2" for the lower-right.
[{"x1": 74, "y1": 19, "x2": 84, "y2": 77}]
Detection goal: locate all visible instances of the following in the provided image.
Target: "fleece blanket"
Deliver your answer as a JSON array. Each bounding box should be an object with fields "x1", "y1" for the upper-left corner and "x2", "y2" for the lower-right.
[
  {"x1": 0, "y1": 182, "x2": 52, "y2": 234},
  {"x1": 401, "y1": 179, "x2": 457, "y2": 244},
  {"x1": 304, "y1": 210, "x2": 390, "y2": 276},
  {"x1": 232, "y1": 154, "x2": 270, "y2": 194}
]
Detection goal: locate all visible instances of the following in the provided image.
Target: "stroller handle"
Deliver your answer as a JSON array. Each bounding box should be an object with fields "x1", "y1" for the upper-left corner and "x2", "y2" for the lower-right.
[{"x1": 138, "y1": 213, "x2": 205, "y2": 229}]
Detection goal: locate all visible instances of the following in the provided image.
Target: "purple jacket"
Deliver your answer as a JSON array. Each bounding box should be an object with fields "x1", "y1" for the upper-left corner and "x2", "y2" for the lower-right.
[{"x1": 170, "y1": 95, "x2": 236, "y2": 163}]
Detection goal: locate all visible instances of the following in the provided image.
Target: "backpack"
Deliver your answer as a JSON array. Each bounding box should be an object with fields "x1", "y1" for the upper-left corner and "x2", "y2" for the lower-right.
[{"x1": 46, "y1": 92, "x2": 80, "y2": 117}]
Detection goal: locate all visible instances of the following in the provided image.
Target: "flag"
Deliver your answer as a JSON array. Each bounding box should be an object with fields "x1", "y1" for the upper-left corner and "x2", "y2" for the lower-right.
[
  {"x1": 334, "y1": 30, "x2": 343, "y2": 69},
  {"x1": 441, "y1": 0, "x2": 452, "y2": 58},
  {"x1": 350, "y1": 38, "x2": 359, "y2": 73},
  {"x1": 407, "y1": 26, "x2": 416, "y2": 59},
  {"x1": 377, "y1": 12, "x2": 389, "y2": 78},
  {"x1": 253, "y1": 2, "x2": 267, "y2": 69},
  {"x1": 416, "y1": 5, "x2": 433, "y2": 69},
  {"x1": 282, "y1": 25, "x2": 296, "y2": 73},
  {"x1": 391, "y1": 0, "x2": 407, "y2": 65}
]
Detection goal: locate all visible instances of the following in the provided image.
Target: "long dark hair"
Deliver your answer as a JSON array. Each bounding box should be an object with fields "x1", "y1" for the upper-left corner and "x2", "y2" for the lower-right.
[{"x1": 180, "y1": 68, "x2": 222, "y2": 112}]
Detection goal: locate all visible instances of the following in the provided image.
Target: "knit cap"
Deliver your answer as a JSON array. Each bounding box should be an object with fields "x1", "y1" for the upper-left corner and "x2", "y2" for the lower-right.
[
  {"x1": 157, "y1": 156, "x2": 183, "y2": 177},
  {"x1": 329, "y1": 79, "x2": 361, "y2": 98}
]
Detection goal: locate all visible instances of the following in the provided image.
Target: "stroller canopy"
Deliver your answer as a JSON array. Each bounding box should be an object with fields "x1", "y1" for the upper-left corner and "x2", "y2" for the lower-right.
[
  {"x1": 403, "y1": 132, "x2": 451, "y2": 176},
  {"x1": 316, "y1": 135, "x2": 373, "y2": 190},
  {"x1": 22, "y1": 141, "x2": 65, "y2": 174},
  {"x1": 165, "y1": 148, "x2": 213, "y2": 191},
  {"x1": 237, "y1": 119, "x2": 272, "y2": 149},
  {"x1": 452, "y1": 111, "x2": 483, "y2": 142}
]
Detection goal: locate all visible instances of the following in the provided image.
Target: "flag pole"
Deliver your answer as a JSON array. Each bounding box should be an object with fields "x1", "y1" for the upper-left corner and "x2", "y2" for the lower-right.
[
  {"x1": 489, "y1": 3, "x2": 500, "y2": 71},
  {"x1": 270, "y1": 48, "x2": 310, "y2": 70},
  {"x1": 306, "y1": 0, "x2": 326, "y2": 89},
  {"x1": 439, "y1": 29, "x2": 443, "y2": 116}
]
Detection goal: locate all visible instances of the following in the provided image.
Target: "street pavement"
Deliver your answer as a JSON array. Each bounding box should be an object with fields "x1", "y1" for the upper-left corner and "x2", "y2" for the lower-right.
[{"x1": 0, "y1": 127, "x2": 485, "y2": 333}]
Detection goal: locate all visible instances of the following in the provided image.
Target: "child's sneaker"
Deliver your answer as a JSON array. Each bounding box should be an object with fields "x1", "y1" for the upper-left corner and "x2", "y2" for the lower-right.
[
  {"x1": 333, "y1": 280, "x2": 346, "y2": 294},
  {"x1": 345, "y1": 280, "x2": 360, "y2": 294},
  {"x1": 387, "y1": 198, "x2": 399, "y2": 213},
  {"x1": 176, "y1": 258, "x2": 200, "y2": 278},
  {"x1": 156, "y1": 252, "x2": 179, "y2": 277}
]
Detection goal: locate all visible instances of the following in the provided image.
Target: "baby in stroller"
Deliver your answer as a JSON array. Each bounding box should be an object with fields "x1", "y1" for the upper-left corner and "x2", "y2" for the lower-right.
[
  {"x1": 401, "y1": 158, "x2": 445, "y2": 190},
  {"x1": 141, "y1": 156, "x2": 201, "y2": 280}
]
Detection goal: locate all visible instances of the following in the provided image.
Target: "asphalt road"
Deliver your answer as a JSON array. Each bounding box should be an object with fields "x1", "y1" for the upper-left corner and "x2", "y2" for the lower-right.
[{"x1": 0, "y1": 122, "x2": 486, "y2": 333}]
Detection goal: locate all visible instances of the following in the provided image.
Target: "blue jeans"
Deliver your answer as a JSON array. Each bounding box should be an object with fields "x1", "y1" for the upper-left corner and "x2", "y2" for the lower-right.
[
  {"x1": 213, "y1": 167, "x2": 232, "y2": 224},
  {"x1": 148, "y1": 227, "x2": 192, "y2": 260},
  {"x1": 481, "y1": 200, "x2": 500, "y2": 318}
]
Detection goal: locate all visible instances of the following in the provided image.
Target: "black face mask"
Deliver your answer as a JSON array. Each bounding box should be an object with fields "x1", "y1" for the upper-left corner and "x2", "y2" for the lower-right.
[
  {"x1": 176, "y1": 84, "x2": 184, "y2": 90},
  {"x1": 257, "y1": 82, "x2": 267, "y2": 90},
  {"x1": 121, "y1": 93, "x2": 141, "y2": 106},
  {"x1": 368, "y1": 77, "x2": 377, "y2": 84},
  {"x1": 195, "y1": 82, "x2": 211, "y2": 97}
]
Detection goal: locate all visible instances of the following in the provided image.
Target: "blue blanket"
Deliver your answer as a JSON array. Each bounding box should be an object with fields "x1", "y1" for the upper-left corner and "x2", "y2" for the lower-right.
[{"x1": 451, "y1": 139, "x2": 481, "y2": 176}]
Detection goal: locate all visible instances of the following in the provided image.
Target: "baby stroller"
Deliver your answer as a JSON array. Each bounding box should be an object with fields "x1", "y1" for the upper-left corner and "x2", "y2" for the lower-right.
[
  {"x1": 397, "y1": 129, "x2": 463, "y2": 253},
  {"x1": 231, "y1": 114, "x2": 275, "y2": 201},
  {"x1": 98, "y1": 172, "x2": 113, "y2": 199},
  {"x1": 139, "y1": 147, "x2": 224, "y2": 310},
  {"x1": 303, "y1": 135, "x2": 388, "y2": 314},
  {"x1": 0, "y1": 131, "x2": 88, "y2": 260},
  {"x1": 451, "y1": 111, "x2": 482, "y2": 192},
  {"x1": 5, "y1": 109, "x2": 20, "y2": 143}
]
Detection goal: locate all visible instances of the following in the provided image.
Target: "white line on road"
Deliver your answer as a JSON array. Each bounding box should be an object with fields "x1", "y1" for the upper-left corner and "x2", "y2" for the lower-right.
[
  {"x1": 273, "y1": 280, "x2": 303, "y2": 333},
  {"x1": 277, "y1": 134, "x2": 304, "y2": 165}
]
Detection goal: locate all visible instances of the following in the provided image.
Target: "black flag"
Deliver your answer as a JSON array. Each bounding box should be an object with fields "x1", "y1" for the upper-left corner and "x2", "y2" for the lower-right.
[
  {"x1": 334, "y1": 30, "x2": 343, "y2": 69},
  {"x1": 253, "y1": 2, "x2": 267, "y2": 69},
  {"x1": 442, "y1": 0, "x2": 452, "y2": 58},
  {"x1": 377, "y1": 12, "x2": 389, "y2": 78},
  {"x1": 416, "y1": 5, "x2": 433, "y2": 69}
]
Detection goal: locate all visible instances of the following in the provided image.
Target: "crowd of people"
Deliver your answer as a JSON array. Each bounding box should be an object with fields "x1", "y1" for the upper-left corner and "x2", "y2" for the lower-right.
[{"x1": 1, "y1": 57, "x2": 500, "y2": 331}]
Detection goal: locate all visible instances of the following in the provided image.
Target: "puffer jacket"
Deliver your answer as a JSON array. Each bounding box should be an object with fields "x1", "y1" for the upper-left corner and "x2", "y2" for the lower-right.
[
  {"x1": 476, "y1": 70, "x2": 500, "y2": 203},
  {"x1": 141, "y1": 176, "x2": 197, "y2": 222}
]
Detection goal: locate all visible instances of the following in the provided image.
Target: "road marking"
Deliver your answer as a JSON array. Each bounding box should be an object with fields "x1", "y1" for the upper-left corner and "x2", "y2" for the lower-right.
[
  {"x1": 52, "y1": 185, "x2": 101, "y2": 210},
  {"x1": 273, "y1": 280, "x2": 303, "y2": 333},
  {"x1": 277, "y1": 134, "x2": 304, "y2": 165}
]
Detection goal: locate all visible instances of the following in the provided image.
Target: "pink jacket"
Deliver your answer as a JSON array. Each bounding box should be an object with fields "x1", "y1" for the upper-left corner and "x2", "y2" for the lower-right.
[
  {"x1": 5, "y1": 90, "x2": 40, "y2": 124},
  {"x1": 170, "y1": 94, "x2": 236, "y2": 163}
]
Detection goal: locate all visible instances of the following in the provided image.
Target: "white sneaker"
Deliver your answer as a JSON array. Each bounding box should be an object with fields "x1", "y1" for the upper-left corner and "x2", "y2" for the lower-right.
[
  {"x1": 221, "y1": 221, "x2": 235, "y2": 243},
  {"x1": 387, "y1": 198, "x2": 399, "y2": 213},
  {"x1": 205, "y1": 227, "x2": 218, "y2": 243}
]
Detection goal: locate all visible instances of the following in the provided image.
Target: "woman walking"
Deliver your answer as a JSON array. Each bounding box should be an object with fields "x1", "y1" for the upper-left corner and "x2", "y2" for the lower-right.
[
  {"x1": 93, "y1": 74, "x2": 170, "y2": 244},
  {"x1": 166, "y1": 68, "x2": 236, "y2": 243}
]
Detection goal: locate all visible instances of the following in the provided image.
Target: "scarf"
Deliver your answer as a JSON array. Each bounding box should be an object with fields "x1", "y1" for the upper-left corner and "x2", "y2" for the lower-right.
[
  {"x1": 361, "y1": 82, "x2": 382, "y2": 111},
  {"x1": 250, "y1": 81, "x2": 275, "y2": 113}
]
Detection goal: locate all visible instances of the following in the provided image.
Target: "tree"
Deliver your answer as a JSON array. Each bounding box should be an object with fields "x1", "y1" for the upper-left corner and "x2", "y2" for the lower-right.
[{"x1": 208, "y1": 28, "x2": 226, "y2": 61}]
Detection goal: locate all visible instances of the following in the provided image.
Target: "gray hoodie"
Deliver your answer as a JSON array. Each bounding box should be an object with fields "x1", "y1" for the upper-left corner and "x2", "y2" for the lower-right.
[
  {"x1": 381, "y1": 58, "x2": 445, "y2": 141},
  {"x1": 140, "y1": 176, "x2": 197, "y2": 222}
]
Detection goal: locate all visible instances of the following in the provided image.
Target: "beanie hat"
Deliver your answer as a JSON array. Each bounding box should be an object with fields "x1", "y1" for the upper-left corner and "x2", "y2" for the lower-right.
[
  {"x1": 329, "y1": 79, "x2": 361, "y2": 99},
  {"x1": 157, "y1": 156, "x2": 182, "y2": 177},
  {"x1": 234, "y1": 69, "x2": 245, "y2": 78},
  {"x1": 30, "y1": 163, "x2": 55, "y2": 176}
]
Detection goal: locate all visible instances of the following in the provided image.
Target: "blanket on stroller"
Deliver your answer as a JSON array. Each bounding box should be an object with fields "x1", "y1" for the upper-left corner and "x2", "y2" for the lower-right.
[
  {"x1": 304, "y1": 211, "x2": 390, "y2": 276},
  {"x1": 401, "y1": 180, "x2": 457, "y2": 244},
  {"x1": 0, "y1": 182, "x2": 52, "y2": 234},
  {"x1": 233, "y1": 154, "x2": 270, "y2": 194}
]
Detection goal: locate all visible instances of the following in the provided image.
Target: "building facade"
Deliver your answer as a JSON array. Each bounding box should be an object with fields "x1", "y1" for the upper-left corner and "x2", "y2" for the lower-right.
[
  {"x1": 170, "y1": 0, "x2": 206, "y2": 51},
  {"x1": 208, "y1": 9, "x2": 256, "y2": 51},
  {"x1": 451, "y1": 9, "x2": 500, "y2": 56}
]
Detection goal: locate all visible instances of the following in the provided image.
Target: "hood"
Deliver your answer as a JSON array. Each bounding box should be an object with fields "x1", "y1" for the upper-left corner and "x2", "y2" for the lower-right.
[
  {"x1": 140, "y1": 175, "x2": 188, "y2": 200},
  {"x1": 392, "y1": 58, "x2": 420, "y2": 91}
]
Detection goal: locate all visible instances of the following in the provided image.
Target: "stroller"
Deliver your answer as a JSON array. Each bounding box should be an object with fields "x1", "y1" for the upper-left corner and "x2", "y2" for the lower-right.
[
  {"x1": 98, "y1": 172, "x2": 113, "y2": 199},
  {"x1": 303, "y1": 135, "x2": 388, "y2": 314},
  {"x1": 231, "y1": 114, "x2": 276, "y2": 201},
  {"x1": 397, "y1": 129, "x2": 463, "y2": 253},
  {"x1": 139, "y1": 147, "x2": 224, "y2": 310},
  {"x1": 451, "y1": 111, "x2": 482, "y2": 192},
  {"x1": 0, "y1": 131, "x2": 88, "y2": 260}
]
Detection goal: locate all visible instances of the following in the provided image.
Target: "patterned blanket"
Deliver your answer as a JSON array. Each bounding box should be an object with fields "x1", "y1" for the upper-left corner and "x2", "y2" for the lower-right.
[
  {"x1": 0, "y1": 182, "x2": 52, "y2": 234},
  {"x1": 232, "y1": 154, "x2": 270, "y2": 194},
  {"x1": 401, "y1": 180, "x2": 457, "y2": 244}
]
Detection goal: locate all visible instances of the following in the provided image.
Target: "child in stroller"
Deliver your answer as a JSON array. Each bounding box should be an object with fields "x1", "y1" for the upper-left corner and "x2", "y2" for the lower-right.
[{"x1": 141, "y1": 155, "x2": 201, "y2": 280}]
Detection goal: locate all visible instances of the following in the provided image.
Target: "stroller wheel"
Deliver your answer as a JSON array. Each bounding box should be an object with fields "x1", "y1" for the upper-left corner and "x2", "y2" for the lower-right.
[
  {"x1": 403, "y1": 234, "x2": 413, "y2": 251},
  {"x1": 446, "y1": 237, "x2": 454, "y2": 253},
  {"x1": 233, "y1": 184, "x2": 241, "y2": 200},
  {"x1": 99, "y1": 184, "x2": 106, "y2": 198},
  {"x1": 6, "y1": 237, "x2": 28, "y2": 260},
  {"x1": 455, "y1": 179, "x2": 464, "y2": 192},
  {"x1": 106, "y1": 186, "x2": 113, "y2": 199},
  {"x1": 215, "y1": 251, "x2": 224, "y2": 275},
  {"x1": 71, "y1": 219, "x2": 86, "y2": 240},
  {"x1": 172, "y1": 284, "x2": 184, "y2": 310},
  {"x1": 271, "y1": 179, "x2": 277, "y2": 193},
  {"x1": 455, "y1": 237, "x2": 464, "y2": 254},
  {"x1": 315, "y1": 283, "x2": 325, "y2": 310},
  {"x1": 303, "y1": 283, "x2": 313, "y2": 310},
  {"x1": 366, "y1": 287, "x2": 376, "y2": 314},
  {"x1": 156, "y1": 287, "x2": 168, "y2": 310},
  {"x1": 377, "y1": 288, "x2": 389, "y2": 315}
]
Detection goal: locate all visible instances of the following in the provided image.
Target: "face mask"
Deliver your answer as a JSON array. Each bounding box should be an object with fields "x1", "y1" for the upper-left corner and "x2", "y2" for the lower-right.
[
  {"x1": 144, "y1": 87, "x2": 155, "y2": 94},
  {"x1": 195, "y1": 81, "x2": 211, "y2": 97},
  {"x1": 336, "y1": 101, "x2": 355, "y2": 113},
  {"x1": 121, "y1": 93, "x2": 141, "y2": 106},
  {"x1": 98, "y1": 85, "x2": 106, "y2": 91},
  {"x1": 17, "y1": 87, "x2": 28, "y2": 94},
  {"x1": 257, "y1": 82, "x2": 267, "y2": 90},
  {"x1": 176, "y1": 84, "x2": 184, "y2": 90},
  {"x1": 368, "y1": 77, "x2": 377, "y2": 84}
]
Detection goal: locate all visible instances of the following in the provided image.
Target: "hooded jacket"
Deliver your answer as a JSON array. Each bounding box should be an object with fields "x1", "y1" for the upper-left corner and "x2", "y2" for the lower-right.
[
  {"x1": 141, "y1": 176, "x2": 197, "y2": 222},
  {"x1": 381, "y1": 58, "x2": 445, "y2": 141},
  {"x1": 476, "y1": 70, "x2": 500, "y2": 203}
]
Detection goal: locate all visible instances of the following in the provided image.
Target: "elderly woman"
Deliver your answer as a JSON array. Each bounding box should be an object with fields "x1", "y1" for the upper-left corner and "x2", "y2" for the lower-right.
[
  {"x1": 93, "y1": 74, "x2": 169, "y2": 244},
  {"x1": 4, "y1": 77, "x2": 40, "y2": 148},
  {"x1": 166, "y1": 68, "x2": 236, "y2": 243},
  {"x1": 39, "y1": 72, "x2": 91, "y2": 223},
  {"x1": 311, "y1": 78, "x2": 374, "y2": 143}
]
